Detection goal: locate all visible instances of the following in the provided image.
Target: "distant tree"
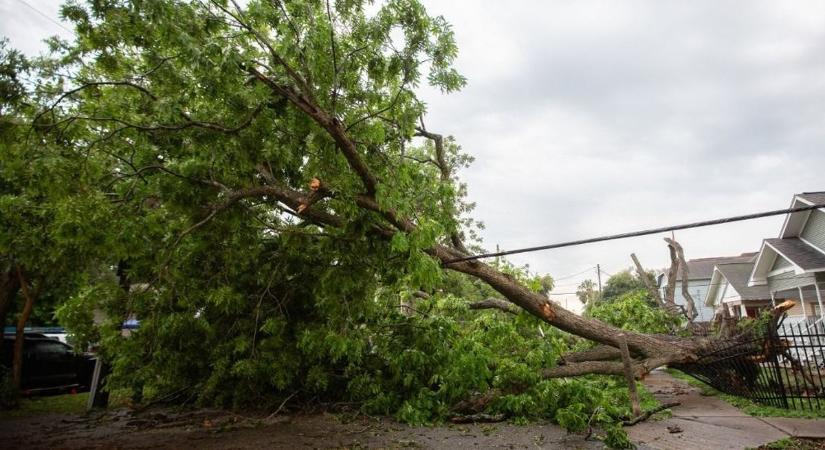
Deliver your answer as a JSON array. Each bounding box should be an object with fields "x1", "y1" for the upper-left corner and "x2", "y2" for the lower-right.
[
  {"x1": 576, "y1": 279, "x2": 599, "y2": 307},
  {"x1": 600, "y1": 270, "x2": 657, "y2": 304},
  {"x1": 538, "y1": 275, "x2": 554, "y2": 296}
]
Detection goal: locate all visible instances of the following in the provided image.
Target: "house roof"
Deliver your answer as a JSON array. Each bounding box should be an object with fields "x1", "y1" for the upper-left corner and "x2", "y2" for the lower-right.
[
  {"x1": 714, "y1": 262, "x2": 772, "y2": 301},
  {"x1": 796, "y1": 192, "x2": 825, "y2": 206},
  {"x1": 780, "y1": 192, "x2": 825, "y2": 238},
  {"x1": 764, "y1": 238, "x2": 825, "y2": 271},
  {"x1": 675, "y1": 252, "x2": 758, "y2": 281}
]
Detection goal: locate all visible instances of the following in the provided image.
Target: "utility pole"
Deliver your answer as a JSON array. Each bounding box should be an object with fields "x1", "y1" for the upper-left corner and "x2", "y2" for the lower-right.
[{"x1": 596, "y1": 264, "x2": 602, "y2": 293}]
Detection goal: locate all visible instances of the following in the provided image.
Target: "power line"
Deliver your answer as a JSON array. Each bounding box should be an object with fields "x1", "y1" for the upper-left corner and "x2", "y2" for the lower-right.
[
  {"x1": 552, "y1": 265, "x2": 596, "y2": 281},
  {"x1": 17, "y1": 0, "x2": 75, "y2": 35},
  {"x1": 444, "y1": 202, "x2": 825, "y2": 265}
]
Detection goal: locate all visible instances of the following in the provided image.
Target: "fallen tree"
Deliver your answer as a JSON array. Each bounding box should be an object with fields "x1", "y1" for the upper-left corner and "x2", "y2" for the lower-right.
[
  {"x1": 23, "y1": 0, "x2": 716, "y2": 382},
  {"x1": 7, "y1": 2, "x2": 777, "y2": 441}
]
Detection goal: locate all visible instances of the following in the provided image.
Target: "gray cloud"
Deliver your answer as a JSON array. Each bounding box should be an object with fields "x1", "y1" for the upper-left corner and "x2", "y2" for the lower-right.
[{"x1": 419, "y1": 1, "x2": 825, "y2": 309}]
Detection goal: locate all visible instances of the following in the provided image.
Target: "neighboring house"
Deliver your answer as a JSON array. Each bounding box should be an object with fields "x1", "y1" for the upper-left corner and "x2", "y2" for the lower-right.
[
  {"x1": 704, "y1": 261, "x2": 774, "y2": 319},
  {"x1": 658, "y1": 252, "x2": 757, "y2": 322},
  {"x1": 748, "y1": 192, "x2": 825, "y2": 326}
]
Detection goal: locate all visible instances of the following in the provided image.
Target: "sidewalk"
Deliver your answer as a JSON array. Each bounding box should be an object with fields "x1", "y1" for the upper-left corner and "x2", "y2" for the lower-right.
[{"x1": 628, "y1": 369, "x2": 825, "y2": 450}]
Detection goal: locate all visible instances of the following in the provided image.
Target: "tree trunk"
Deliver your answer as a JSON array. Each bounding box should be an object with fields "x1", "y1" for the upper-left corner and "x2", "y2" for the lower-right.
[
  {"x1": 431, "y1": 245, "x2": 699, "y2": 372},
  {"x1": 12, "y1": 267, "x2": 37, "y2": 390},
  {"x1": 0, "y1": 265, "x2": 20, "y2": 362}
]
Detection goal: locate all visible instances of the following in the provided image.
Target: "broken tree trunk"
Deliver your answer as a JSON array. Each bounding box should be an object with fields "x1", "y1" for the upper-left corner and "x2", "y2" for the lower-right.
[
  {"x1": 664, "y1": 244, "x2": 679, "y2": 310},
  {"x1": 665, "y1": 238, "x2": 698, "y2": 321},
  {"x1": 630, "y1": 253, "x2": 665, "y2": 309}
]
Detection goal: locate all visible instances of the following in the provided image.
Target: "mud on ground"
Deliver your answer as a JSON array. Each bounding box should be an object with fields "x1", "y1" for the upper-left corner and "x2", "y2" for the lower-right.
[{"x1": 0, "y1": 406, "x2": 608, "y2": 449}]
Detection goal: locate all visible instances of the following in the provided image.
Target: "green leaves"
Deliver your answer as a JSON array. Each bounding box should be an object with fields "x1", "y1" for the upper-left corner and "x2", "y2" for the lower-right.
[{"x1": 587, "y1": 290, "x2": 683, "y2": 334}]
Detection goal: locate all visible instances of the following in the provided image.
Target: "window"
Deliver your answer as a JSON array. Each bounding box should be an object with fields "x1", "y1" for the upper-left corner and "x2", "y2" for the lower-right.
[{"x1": 35, "y1": 341, "x2": 72, "y2": 356}]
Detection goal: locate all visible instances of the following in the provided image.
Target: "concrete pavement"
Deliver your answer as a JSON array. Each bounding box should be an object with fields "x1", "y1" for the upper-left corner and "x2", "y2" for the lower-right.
[{"x1": 628, "y1": 369, "x2": 825, "y2": 450}]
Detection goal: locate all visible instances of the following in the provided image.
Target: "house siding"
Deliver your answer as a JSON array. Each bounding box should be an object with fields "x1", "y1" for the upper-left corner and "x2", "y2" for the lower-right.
[
  {"x1": 661, "y1": 278, "x2": 716, "y2": 322},
  {"x1": 771, "y1": 255, "x2": 793, "y2": 271},
  {"x1": 801, "y1": 210, "x2": 825, "y2": 251},
  {"x1": 767, "y1": 270, "x2": 816, "y2": 292}
]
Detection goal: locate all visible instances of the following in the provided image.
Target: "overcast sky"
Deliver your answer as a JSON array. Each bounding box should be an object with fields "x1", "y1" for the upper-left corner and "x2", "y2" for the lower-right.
[{"x1": 3, "y1": 1, "x2": 824, "y2": 312}]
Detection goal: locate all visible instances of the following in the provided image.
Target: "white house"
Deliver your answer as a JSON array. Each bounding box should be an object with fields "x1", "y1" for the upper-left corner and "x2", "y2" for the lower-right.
[{"x1": 747, "y1": 192, "x2": 825, "y2": 326}]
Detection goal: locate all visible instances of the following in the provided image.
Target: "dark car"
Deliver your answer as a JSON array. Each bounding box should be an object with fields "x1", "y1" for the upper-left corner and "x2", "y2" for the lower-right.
[{"x1": 2, "y1": 335, "x2": 96, "y2": 396}]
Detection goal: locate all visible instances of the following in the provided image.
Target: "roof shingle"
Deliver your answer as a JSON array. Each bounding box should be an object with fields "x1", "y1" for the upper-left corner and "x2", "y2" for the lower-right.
[
  {"x1": 797, "y1": 192, "x2": 825, "y2": 206},
  {"x1": 715, "y1": 262, "x2": 771, "y2": 301},
  {"x1": 764, "y1": 238, "x2": 825, "y2": 271},
  {"x1": 676, "y1": 252, "x2": 758, "y2": 281}
]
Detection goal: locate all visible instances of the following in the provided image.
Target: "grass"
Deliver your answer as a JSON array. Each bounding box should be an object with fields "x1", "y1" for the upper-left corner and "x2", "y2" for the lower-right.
[
  {"x1": 0, "y1": 387, "x2": 133, "y2": 419},
  {"x1": 665, "y1": 368, "x2": 825, "y2": 419},
  {"x1": 753, "y1": 437, "x2": 825, "y2": 450},
  {"x1": 0, "y1": 392, "x2": 90, "y2": 418}
]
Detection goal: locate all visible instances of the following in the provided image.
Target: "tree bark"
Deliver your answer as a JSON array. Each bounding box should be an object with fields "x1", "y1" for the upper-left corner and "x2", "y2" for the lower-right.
[
  {"x1": 630, "y1": 253, "x2": 665, "y2": 309},
  {"x1": 664, "y1": 244, "x2": 678, "y2": 309},
  {"x1": 619, "y1": 335, "x2": 641, "y2": 418},
  {"x1": 665, "y1": 238, "x2": 698, "y2": 321},
  {"x1": 469, "y1": 298, "x2": 521, "y2": 315},
  {"x1": 0, "y1": 264, "x2": 20, "y2": 362},
  {"x1": 12, "y1": 267, "x2": 38, "y2": 390}
]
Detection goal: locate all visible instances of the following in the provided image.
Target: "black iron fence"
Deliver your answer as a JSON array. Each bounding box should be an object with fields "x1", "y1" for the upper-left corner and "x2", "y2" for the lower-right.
[{"x1": 674, "y1": 318, "x2": 825, "y2": 411}]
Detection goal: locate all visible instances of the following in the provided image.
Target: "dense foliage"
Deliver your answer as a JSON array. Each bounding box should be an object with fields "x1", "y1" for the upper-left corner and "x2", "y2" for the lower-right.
[{"x1": 587, "y1": 290, "x2": 683, "y2": 334}]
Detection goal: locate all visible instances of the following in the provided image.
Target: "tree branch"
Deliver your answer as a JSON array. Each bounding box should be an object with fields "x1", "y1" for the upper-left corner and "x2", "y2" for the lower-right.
[
  {"x1": 468, "y1": 298, "x2": 521, "y2": 315},
  {"x1": 249, "y1": 67, "x2": 378, "y2": 195}
]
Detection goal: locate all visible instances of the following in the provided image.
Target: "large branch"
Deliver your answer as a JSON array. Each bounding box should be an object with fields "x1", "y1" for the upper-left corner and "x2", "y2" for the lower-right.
[
  {"x1": 248, "y1": 67, "x2": 378, "y2": 195},
  {"x1": 559, "y1": 345, "x2": 622, "y2": 364},
  {"x1": 415, "y1": 125, "x2": 468, "y2": 253},
  {"x1": 468, "y1": 298, "x2": 521, "y2": 315},
  {"x1": 543, "y1": 355, "x2": 672, "y2": 379},
  {"x1": 542, "y1": 361, "x2": 627, "y2": 378}
]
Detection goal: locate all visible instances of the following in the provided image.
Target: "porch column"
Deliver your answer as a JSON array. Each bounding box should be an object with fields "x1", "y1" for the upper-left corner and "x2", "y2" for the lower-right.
[
  {"x1": 815, "y1": 282, "x2": 824, "y2": 319},
  {"x1": 770, "y1": 291, "x2": 776, "y2": 308},
  {"x1": 798, "y1": 286, "x2": 808, "y2": 318}
]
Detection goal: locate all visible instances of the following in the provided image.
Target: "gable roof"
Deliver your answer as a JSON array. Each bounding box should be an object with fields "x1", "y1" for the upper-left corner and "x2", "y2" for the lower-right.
[
  {"x1": 750, "y1": 192, "x2": 825, "y2": 286},
  {"x1": 674, "y1": 253, "x2": 758, "y2": 281},
  {"x1": 714, "y1": 262, "x2": 772, "y2": 301},
  {"x1": 749, "y1": 237, "x2": 825, "y2": 286},
  {"x1": 764, "y1": 238, "x2": 825, "y2": 271},
  {"x1": 797, "y1": 192, "x2": 825, "y2": 206},
  {"x1": 779, "y1": 192, "x2": 825, "y2": 238},
  {"x1": 706, "y1": 261, "x2": 773, "y2": 306}
]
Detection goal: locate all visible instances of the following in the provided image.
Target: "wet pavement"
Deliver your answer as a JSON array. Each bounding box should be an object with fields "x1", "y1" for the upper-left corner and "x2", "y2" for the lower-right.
[{"x1": 629, "y1": 369, "x2": 825, "y2": 450}]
